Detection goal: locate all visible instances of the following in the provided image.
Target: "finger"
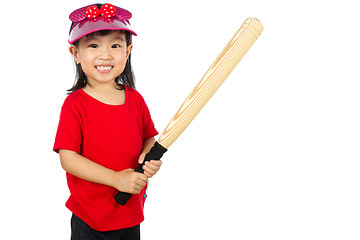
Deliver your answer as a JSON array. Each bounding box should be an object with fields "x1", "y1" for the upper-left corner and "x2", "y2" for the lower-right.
[
  {"x1": 143, "y1": 167, "x2": 156, "y2": 179},
  {"x1": 132, "y1": 188, "x2": 141, "y2": 195},
  {"x1": 136, "y1": 179, "x2": 147, "y2": 188},
  {"x1": 135, "y1": 184, "x2": 144, "y2": 192},
  {"x1": 136, "y1": 172, "x2": 148, "y2": 183},
  {"x1": 150, "y1": 160, "x2": 162, "y2": 167},
  {"x1": 145, "y1": 161, "x2": 161, "y2": 172},
  {"x1": 143, "y1": 171, "x2": 152, "y2": 178},
  {"x1": 143, "y1": 165, "x2": 157, "y2": 175}
]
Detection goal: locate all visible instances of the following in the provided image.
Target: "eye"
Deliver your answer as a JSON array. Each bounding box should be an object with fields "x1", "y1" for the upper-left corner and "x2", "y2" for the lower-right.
[
  {"x1": 111, "y1": 44, "x2": 121, "y2": 48},
  {"x1": 88, "y1": 44, "x2": 98, "y2": 48}
]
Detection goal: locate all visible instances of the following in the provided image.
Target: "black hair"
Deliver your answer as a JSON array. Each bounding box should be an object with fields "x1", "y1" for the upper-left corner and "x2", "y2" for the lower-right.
[{"x1": 67, "y1": 4, "x2": 135, "y2": 94}]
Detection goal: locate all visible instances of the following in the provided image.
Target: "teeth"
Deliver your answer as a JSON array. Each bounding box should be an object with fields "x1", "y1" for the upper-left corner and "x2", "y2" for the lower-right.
[{"x1": 96, "y1": 66, "x2": 112, "y2": 71}]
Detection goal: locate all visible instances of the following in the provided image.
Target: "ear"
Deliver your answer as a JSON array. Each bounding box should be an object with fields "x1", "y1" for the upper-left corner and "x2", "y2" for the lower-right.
[
  {"x1": 69, "y1": 45, "x2": 80, "y2": 64},
  {"x1": 125, "y1": 44, "x2": 133, "y2": 59}
]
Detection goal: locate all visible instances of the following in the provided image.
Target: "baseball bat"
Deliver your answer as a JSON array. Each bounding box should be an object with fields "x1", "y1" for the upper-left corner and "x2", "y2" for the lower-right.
[{"x1": 114, "y1": 17, "x2": 263, "y2": 205}]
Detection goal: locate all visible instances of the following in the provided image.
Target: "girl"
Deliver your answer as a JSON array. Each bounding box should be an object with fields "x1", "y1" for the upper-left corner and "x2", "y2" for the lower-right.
[{"x1": 53, "y1": 3, "x2": 162, "y2": 239}]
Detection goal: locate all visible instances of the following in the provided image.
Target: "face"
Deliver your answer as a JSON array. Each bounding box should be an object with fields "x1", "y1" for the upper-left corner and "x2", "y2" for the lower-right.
[{"x1": 69, "y1": 31, "x2": 133, "y2": 87}]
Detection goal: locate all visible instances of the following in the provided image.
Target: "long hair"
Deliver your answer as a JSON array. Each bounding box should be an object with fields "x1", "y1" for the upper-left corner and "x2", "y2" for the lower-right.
[{"x1": 67, "y1": 28, "x2": 135, "y2": 94}]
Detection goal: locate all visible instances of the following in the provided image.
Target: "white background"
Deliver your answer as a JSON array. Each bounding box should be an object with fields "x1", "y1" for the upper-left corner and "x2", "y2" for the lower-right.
[{"x1": 1, "y1": 0, "x2": 359, "y2": 239}]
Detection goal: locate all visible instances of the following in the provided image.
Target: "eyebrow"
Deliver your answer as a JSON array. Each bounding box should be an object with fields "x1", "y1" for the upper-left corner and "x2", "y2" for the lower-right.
[
  {"x1": 83, "y1": 35, "x2": 99, "y2": 42},
  {"x1": 83, "y1": 34, "x2": 126, "y2": 43},
  {"x1": 111, "y1": 35, "x2": 126, "y2": 42}
]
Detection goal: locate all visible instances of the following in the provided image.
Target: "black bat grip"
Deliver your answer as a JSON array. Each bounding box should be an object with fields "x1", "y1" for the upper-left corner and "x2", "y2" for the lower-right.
[{"x1": 114, "y1": 141, "x2": 167, "y2": 205}]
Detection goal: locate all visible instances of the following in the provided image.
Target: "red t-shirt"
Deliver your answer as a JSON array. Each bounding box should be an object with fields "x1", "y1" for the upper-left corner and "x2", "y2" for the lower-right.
[{"x1": 53, "y1": 86, "x2": 158, "y2": 231}]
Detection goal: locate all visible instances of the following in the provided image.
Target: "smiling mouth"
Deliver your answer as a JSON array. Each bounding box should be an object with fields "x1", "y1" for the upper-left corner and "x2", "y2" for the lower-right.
[{"x1": 96, "y1": 65, "x2": 113, "y2": 71}]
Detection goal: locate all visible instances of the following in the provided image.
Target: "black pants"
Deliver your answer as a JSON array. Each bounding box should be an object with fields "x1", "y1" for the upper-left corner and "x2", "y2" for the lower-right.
[{"x1": 71, "y1": 214, "x2": 140, "y2": 240}]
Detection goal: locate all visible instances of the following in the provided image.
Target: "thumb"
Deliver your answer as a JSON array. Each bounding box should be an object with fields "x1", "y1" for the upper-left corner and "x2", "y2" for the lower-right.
[{"x1": 138, "y1": 153, "x2": 146, "y2": 164}]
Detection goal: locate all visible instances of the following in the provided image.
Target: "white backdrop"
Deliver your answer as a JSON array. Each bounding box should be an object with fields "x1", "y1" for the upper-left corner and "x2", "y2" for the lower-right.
[{"x1": 1, "y1": 0, "x2": 359, "y2": 239}]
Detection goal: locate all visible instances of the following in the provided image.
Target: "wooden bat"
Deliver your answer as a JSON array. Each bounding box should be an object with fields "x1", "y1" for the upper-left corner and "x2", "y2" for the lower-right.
[{"x1": 114, "y1": 17, "x2": 264, "y2": 205}]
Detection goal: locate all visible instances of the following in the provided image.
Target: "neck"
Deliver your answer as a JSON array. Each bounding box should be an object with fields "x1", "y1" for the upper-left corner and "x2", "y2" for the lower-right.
[
  {"x1": 82, "y1": 78, "x2": 125, "y2": 105},
  {"x1": 85, "y1": 78, "x2": 120, "y2": 93}
]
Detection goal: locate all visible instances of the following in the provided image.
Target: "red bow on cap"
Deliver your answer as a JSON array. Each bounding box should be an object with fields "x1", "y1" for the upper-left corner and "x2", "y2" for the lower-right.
[{"x1": 85, "y1": 3, "x2": 116, "y2": 19}]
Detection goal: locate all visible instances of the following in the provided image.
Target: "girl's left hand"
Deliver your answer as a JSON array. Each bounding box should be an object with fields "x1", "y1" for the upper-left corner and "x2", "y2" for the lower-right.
[{"x1": 138, "y1": 153, "x2": 162, "y2": 178}]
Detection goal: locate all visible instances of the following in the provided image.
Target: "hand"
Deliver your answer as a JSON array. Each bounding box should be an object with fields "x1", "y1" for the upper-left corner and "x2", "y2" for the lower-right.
[
  {"x1": 138, "y1": 153, "x2": 162, "y2": 178},
  {"x1": 143, "y1": 160, "x2": 162, "y2": 178},
  {"x1": 112, "y1": 169, "x2": 148, "y2": 195}
]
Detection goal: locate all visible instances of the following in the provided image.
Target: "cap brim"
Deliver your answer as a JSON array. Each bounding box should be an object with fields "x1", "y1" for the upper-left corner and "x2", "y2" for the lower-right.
[{"x1": 69, "y1": 19, "x2": 137, "y2": 44}]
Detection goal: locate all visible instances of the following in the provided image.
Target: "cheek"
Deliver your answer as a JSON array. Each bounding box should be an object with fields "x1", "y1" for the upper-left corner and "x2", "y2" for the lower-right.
[
  {"x1": 79, "y1": 55, "x2": 93, "y2": 67},
  {"x1": 79, "y1": 60, "x2": 94, "y2": 75},
  {"x1": 115, "y1": 63, "x2": 126, "y2": 75},
  {"x1": 116, "y1": 53, "x2": 129, "y2": 69}
]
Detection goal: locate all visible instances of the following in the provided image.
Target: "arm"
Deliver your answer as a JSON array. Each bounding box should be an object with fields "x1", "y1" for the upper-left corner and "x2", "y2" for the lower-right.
[
  {"x1": 59, "y1": 149, "x2": 148, "y2": 195},
  {"x1": 138, "y1": 137, "x2": 162, "y2": 178},
  {"x1": 139, "y1": 137, "x2": 156, "y2": 160}
]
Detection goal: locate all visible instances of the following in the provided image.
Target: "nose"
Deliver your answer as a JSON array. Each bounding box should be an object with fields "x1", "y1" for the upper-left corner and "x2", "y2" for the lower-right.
[{"x1": 98, "y1": 47, "x2": 112, "y2": 60}]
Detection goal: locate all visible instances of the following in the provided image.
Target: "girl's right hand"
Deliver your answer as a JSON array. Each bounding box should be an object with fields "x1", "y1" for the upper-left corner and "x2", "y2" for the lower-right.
[{"x1": 112, "y1": 169, "x2": 148, "y2": 195}]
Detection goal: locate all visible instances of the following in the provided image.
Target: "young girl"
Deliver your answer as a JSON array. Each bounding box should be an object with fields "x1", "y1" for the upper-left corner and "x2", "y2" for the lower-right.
[{"x1": 53, "y1": 3, "x2": 162, "y2": 239}]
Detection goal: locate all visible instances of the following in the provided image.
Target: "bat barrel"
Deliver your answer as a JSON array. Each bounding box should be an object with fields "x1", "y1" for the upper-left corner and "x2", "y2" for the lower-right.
[
  {"x1": 158, "y1": 18, "x2": 263, "y2": 149},
  {"x1": 114, "y1": 18, "x2": 263, "y2": 206}
]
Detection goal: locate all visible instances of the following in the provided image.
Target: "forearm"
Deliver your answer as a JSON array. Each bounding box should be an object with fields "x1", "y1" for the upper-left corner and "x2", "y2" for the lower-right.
[
  {"x1": 138, "y1": 137, "x2": 162, "y2": 178},
  {"x1": 59, "y1": 149, "x2": 116, "y2": 188},
  {"x1": 142, "y1": 137, "x2": 155, "y2": 155}
]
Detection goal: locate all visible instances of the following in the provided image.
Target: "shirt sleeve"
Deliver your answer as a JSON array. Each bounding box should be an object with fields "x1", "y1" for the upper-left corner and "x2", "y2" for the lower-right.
[
  {"x1": 53, "y1": 96, "x2": 83, "y2": 154},
  {"x1": 139, "y1": 94, "x2": 158, "y2": 141}
]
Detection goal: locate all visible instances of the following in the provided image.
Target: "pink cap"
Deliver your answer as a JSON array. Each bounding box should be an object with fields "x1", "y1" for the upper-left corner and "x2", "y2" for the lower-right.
[{"x1": 68, "y1": 3, "x2": 137, "y2": 44}]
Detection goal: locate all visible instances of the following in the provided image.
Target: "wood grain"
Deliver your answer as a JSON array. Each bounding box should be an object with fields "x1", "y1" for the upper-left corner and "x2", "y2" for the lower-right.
[{"x1": 158, "y1": 18, "x2": 263, "y2": 149}]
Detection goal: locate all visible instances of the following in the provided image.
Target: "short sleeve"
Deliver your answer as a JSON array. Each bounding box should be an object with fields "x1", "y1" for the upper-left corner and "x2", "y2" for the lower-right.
[
  {"x1": 139, "y1": 94, "x2": 158, "y2": 140},
  {"x1": 53, "y1": 96, "x2": 83, "y2": 154}
]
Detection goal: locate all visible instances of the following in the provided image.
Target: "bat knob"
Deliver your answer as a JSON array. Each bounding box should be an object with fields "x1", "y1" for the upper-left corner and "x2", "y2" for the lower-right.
[{"x1": 114, "y1": 141, "x2": 167, "y2": 205}]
